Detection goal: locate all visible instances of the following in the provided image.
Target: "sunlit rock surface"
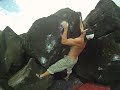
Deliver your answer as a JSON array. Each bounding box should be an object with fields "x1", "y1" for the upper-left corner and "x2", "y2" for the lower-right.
[
  {"x1": 8, "y1": 58, "x2": 54, "y2": 90},
  {"x1": 0, "y1": 87, "x2": 3, "y2": 90},
  {"x1": 0, "y1": 26, "x2": 28, "y2": 90},
  {"x1": 74, "y1": 0, "x2": 120, "y2": 83}
]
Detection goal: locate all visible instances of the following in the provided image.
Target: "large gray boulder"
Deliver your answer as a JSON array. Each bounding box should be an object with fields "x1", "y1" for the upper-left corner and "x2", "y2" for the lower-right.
[
  {"x1": 27, "y1": 8, "x2": 81, "y2": 68},
  {"x1": 1, "y1": 0, "x2": 120, "y2": 89},
  {"x1": 25, "y1": 0, "x2": 120, "y2": 85},
  {"x1": 0, "y1": 26, "x2": 25, "y2": 77},
  {"x1": 74, "y1": 0, "x2": 120, "y2": 83},
  {"x1": 26, "y1": 0, "x2": 120, "y2": 84},
  {"x1": 84, "y1": 0, "x2": 120, "y2": 40},
  {"x1": 8, "y1": 58, "x2": 54, "y2": 90}
]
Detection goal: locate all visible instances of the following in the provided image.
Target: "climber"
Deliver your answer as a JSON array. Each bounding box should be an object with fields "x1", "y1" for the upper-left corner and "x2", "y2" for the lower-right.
[{"x1": 36, "y1": 16, "x2": 94, "y2": 81}]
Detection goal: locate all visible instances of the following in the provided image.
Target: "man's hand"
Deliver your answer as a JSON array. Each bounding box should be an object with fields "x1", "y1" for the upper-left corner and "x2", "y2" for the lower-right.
[
  {"x1": 61, "y1": 21, "x2": 69, "y2": 29},
  {"x1": 60, "y1": 21, "x2": 69, "y2": 44},
  {"x1": 79, "y1": 14, "x2": 84, "y2": 33}
]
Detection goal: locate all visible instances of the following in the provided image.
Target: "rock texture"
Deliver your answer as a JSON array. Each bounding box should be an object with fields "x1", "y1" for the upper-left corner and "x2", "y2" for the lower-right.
[
  {"x1": 74, "y1": 0, "x2": 120, "y2": 84},
  {"x1": 26, "y1": 0, "x2": 120, "y2": 84},
  {"x1": 8, "y1": 58, "x2": 54, "y2": 90},
  {"x1": 0, "y1": 26, "x2": 25, "y2": 77},
  {"x1": 48, "y1": 77, "x2": 82, "y2": 90},
  {"x1": 0, "y1": 0, "x2": 120, "y2": 90},
  {"x1": 27, "y1": 8, "x2": 81, "y2": 68},
  {"x1": 0, "y1": 27, "x2": 27, "y2": 90},
  {"x1": 84, "y1": 0, "x2": 120, "y2": 40}
]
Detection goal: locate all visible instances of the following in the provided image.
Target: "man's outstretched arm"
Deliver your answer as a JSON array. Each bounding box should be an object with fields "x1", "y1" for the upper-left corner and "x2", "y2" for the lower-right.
[
  {"x1": 61, "y1": 21, "x2": 83, "y2": 46},
  {"x1": 61, "y1": 21, "x2": 69, "y2": 44},
  {"x1": 79, "y1": 16, "x2": 84, "y2": 33}
]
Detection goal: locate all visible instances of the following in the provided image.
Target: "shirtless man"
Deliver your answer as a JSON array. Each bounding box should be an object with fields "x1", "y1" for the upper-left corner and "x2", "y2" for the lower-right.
[{"x1": 36, "y1": 17, "x2": 94, "y2": 80}]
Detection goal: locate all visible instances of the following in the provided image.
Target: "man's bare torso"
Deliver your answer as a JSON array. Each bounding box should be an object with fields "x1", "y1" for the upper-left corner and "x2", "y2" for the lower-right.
[
  {"x1": 68, "y1": 37, "x2": 86, "y2": 60},
  {"x1": 60, "y1": 20, "x2": 86, "y2": 61}
]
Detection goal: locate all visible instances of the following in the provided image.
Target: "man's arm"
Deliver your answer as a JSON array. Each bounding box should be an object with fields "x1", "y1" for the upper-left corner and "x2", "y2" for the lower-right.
[
  {"x1": 79, "y1": 16, "x2": 84, "y2": 33},
  {"x1": 61, "y1": 21, "x2": 68, "y2": 44},
  {"x1": 61, "y1": 21, "x2": 83, "y2": 46},
  {"x1": 61, "y1": 37, "x2": 83, "y2": 46},
  {"x1": 79, "y1": 15, "x2": 87, "y2": 39}
]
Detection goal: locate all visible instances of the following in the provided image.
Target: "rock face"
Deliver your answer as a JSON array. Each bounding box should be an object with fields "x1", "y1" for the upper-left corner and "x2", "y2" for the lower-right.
[
  {"x1": 27, "y1": 8, "x2": 81, "y2": 68},
  {"x1": 74, "y1": 0, "x2": 120, "y2": 83},
  {"x1": 24, "y1": 0, "x2": 120, "y2": 87},
  {"x1": 0, "y1": 27, "x2": 27, "y2": 90},
  {"x1": 26, "y1": 0, "x2": 120, "y2": 84},
  {"x1": 0, "y1": 26, "x2": 25, "y2": 77},
  {"x1": 84, "y1": 0, "x2": 120, "y2": 40},
  {"x1": 49, "y1": 77, "x2": 82, "y2": 90},
  {"x1": 0, "y1": 0, "x2": 120, "y2": 90},
  {"x1": 8, "y1": 58, "x2": 54, "y2": 90}
]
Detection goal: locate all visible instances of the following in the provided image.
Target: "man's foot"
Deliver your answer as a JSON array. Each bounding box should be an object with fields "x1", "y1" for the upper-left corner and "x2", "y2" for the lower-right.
[
  {"x1": 64, "y1": 76, "x2": 69, "y2": 81},
  {"x1": 36, "y1": 73, "x2": 43, "y2": 80}
]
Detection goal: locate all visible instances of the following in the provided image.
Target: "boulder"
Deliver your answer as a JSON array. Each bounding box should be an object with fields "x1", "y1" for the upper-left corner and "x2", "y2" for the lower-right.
[
  {"x1": 27, "y1": 8, "x2": 82, "y2": 68},
  {"x1": 74, "y1": 0, "x2": 120, "y2": 83},
  {"x1": 1, "y1": 0, "x2": 120, "y2": 89},
  {"x1": 48, "y1": 76, "x2": 82, "y2": 90},
  {"x1": 0, "y1": 26, "x2": 25, "y2": 77},
  {"x1": 84, "y1": 0, "x2": 120, "y2": 41},
  {"x1": 0, "y1": 30, "x2": 6, "y2": 77},
  {"x1": 8, "y1": 58, "x2": 54, "y2": 90},
  {"x1": 26, "y1": 0, "x2": 120, "y2": 84},
  {"x1": 74, "y1": 39, "x2": 120, "y2": 82}
]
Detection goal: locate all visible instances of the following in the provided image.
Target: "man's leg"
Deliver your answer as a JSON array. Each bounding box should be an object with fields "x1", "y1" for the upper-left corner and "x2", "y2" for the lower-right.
[
  {"x1": 36, "y1": 71, "x2": 50, "y2": 79},
  {"x1": 40, "y1": 71, "x2": 50, "y2": 77},
  {"x1": 36, "y1": 56, "x2": 77, "y2": 79},
  {"x1": 38, "y1": 68, "x2": 72, "y2": 80},
  {"x1": 64, "y1": 68, "x2": 72, "y2": 81},
  {"x1": 64, "y1": 72, "x2": 71, "y2": 81},
  {"x1": 36, "y1": 56, "x2": 69, "y2": 79},
  {"x1": 64, "y1": 60, "x2": 77, "y2": 80}
]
